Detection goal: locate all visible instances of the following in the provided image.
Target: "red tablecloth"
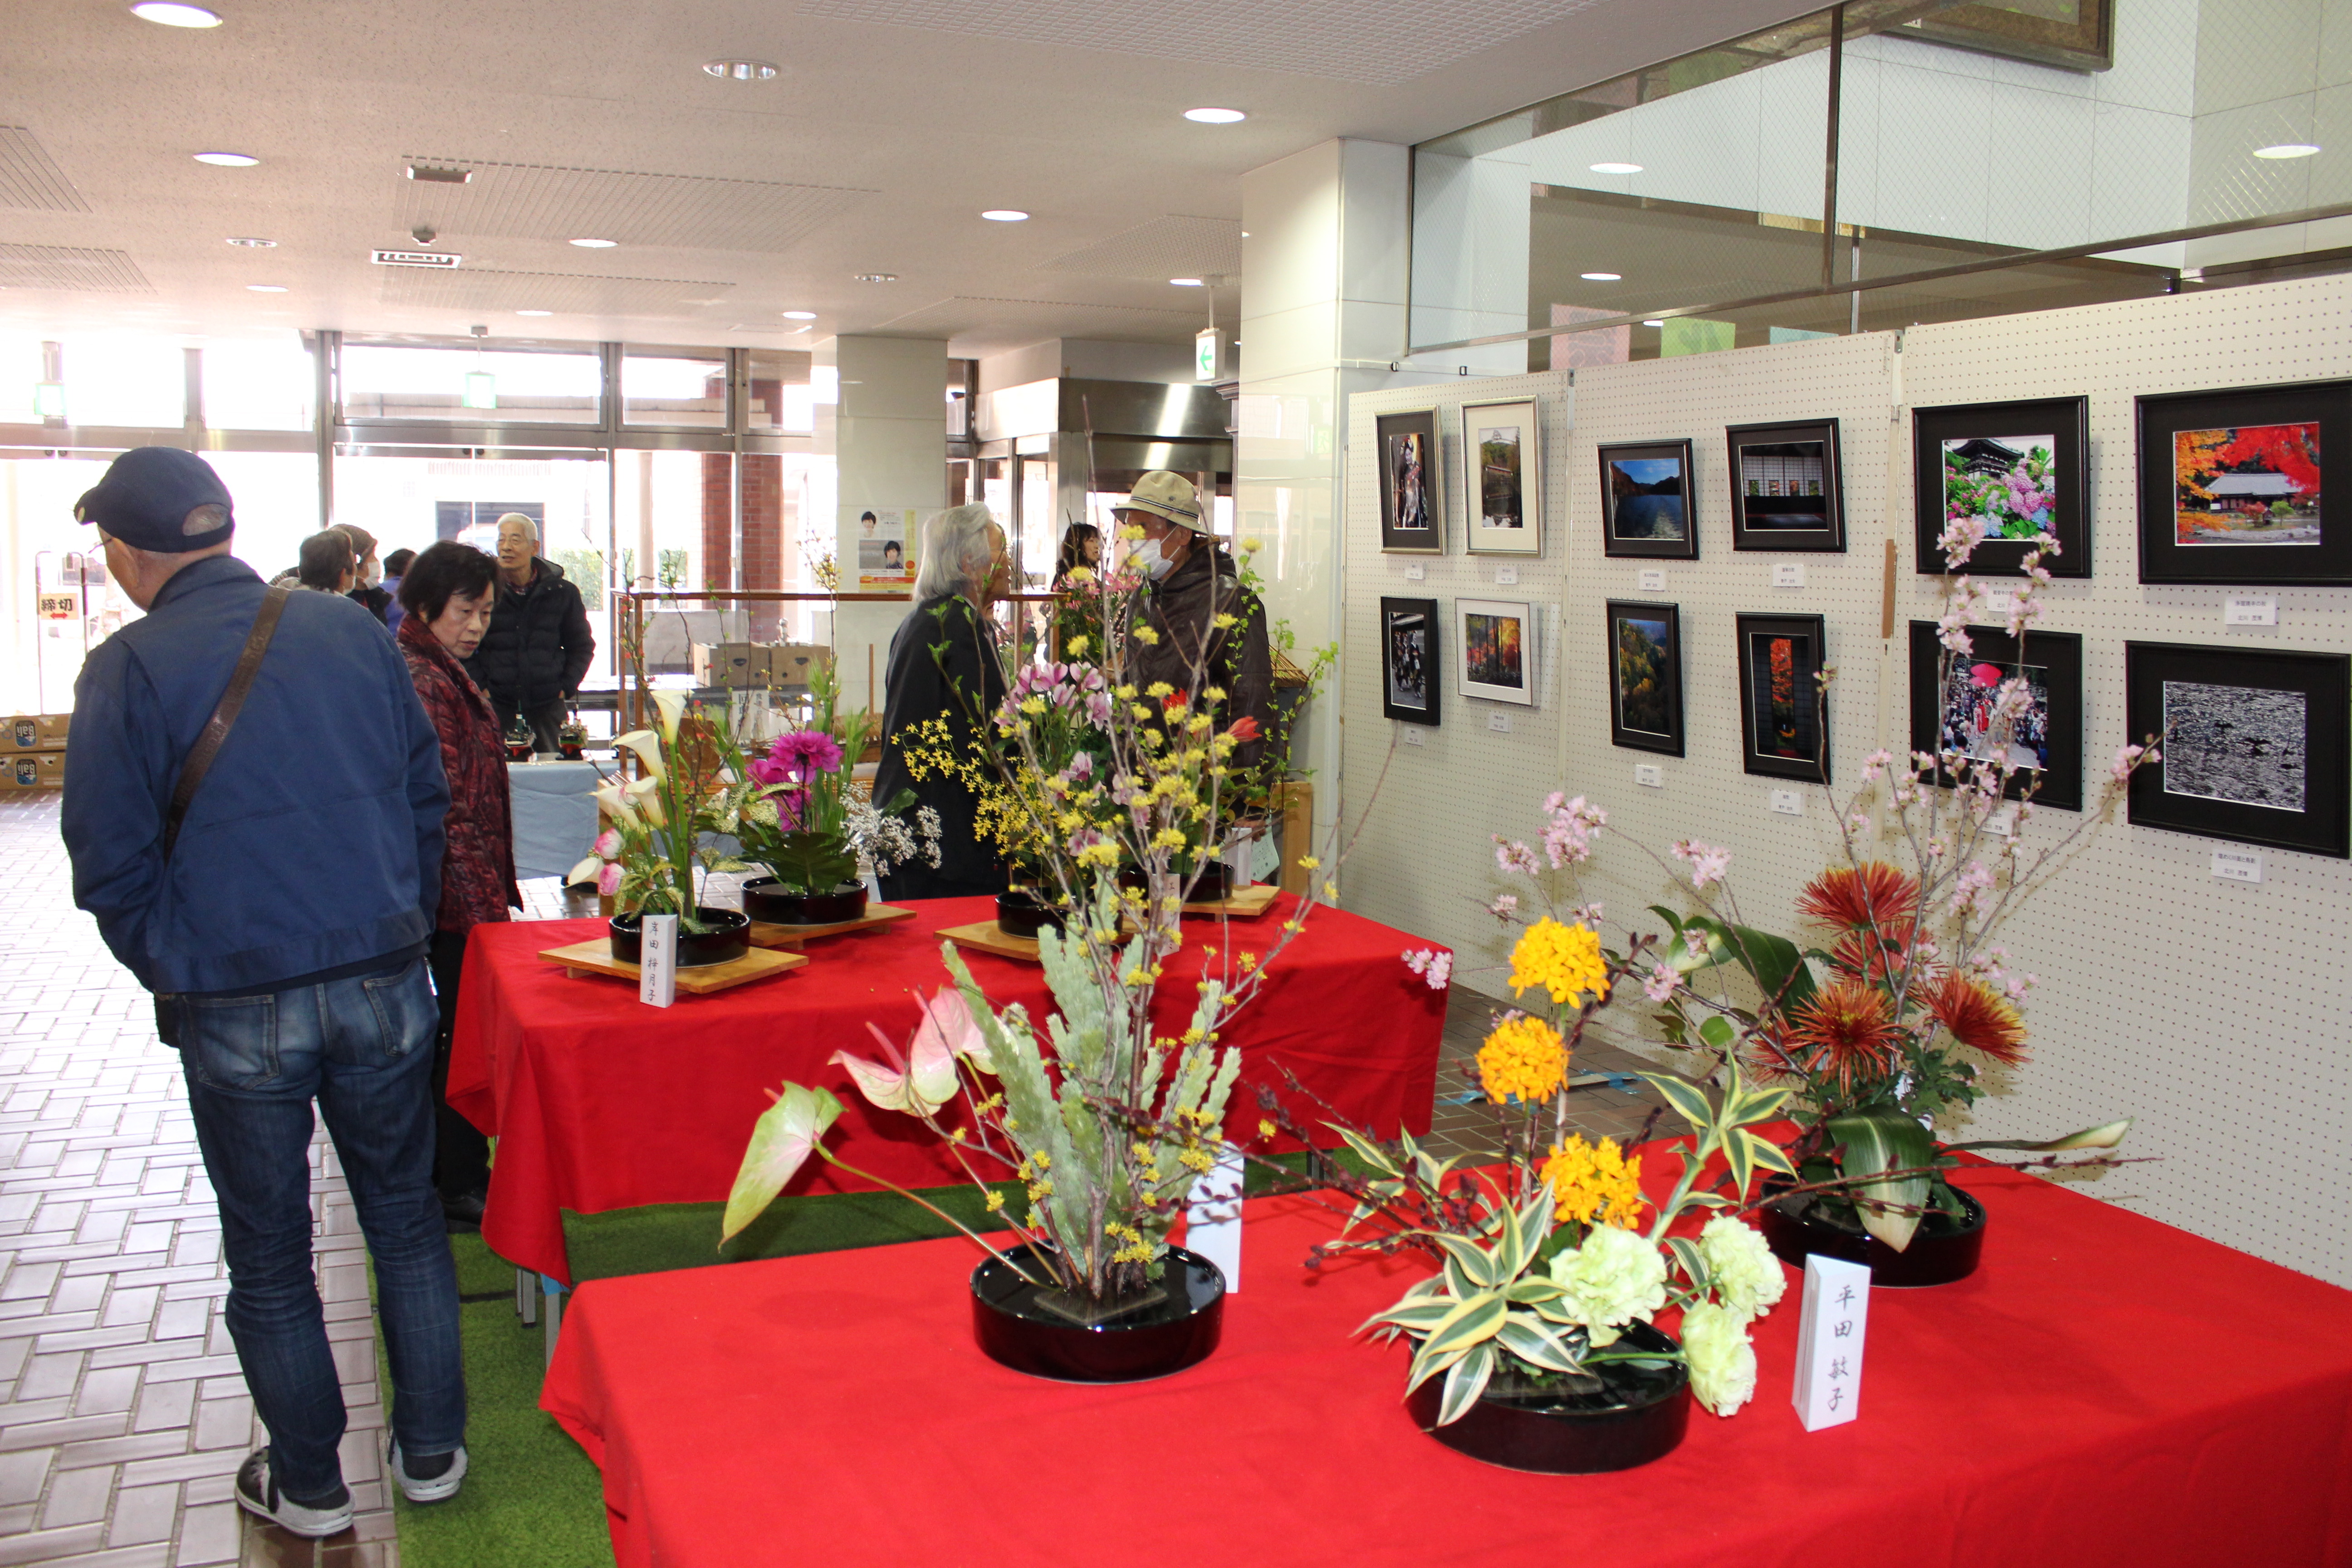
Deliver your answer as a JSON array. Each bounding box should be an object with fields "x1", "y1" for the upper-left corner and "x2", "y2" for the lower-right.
[
  {"x1": 447, "y1": 894, "x2": 1447, "y2": 1284},
  {"x1": 542, "y1": 1164, "x2": 2352, "y2": 1568}
]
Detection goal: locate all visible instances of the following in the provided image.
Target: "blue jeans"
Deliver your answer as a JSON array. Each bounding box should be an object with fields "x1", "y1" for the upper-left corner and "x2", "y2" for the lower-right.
[{"x1": 176, "y1": 957, "x2": 465, "y2": 1500}]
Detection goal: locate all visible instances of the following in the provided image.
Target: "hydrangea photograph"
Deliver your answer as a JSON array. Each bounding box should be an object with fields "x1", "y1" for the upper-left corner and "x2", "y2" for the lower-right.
[{"x1": 1943, "y1": 434, "x2": 2055, "y2": 541}]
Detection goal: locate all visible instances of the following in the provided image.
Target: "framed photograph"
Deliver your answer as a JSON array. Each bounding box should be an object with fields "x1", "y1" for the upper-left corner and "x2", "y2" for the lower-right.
[
  {"x1": 2124, "y1": 642, "x2": 2350, "y2": 858},
  {"x1": 1462, "y1": 399, "x2": 1541, "y2": 555},
  {"x1": 1907, "y1": 622, "x2": 2085, "y2": 812},
  {"x1": 1913, "y1": 397, "x2": 2090, "y2": 578},
  {"x1": 1727, "y1": 420, "x2": 1845, "y2": 553},
  {"x1": 2136, "y1": 379, "x2": 2352, "y2": 585},
  {"x1": 1598, "y1": 440, "x2": 1698, "y2": 560},
  {"x1": 1735, "y1": 612, "x2": 1829, "y2": 781},
  {"x1": 1380, "y1": 597, "x2": 1441, "y2": 726},
  {"x1": 1606, "y1": 600, "x2": 1684, "y2": 755},
  {"x1": 1458, "y1": 598, "x2": 1537, "y2": 707},
  {"x1": 1377, "y1": 410, "x2": 1442, "y2": 554}
]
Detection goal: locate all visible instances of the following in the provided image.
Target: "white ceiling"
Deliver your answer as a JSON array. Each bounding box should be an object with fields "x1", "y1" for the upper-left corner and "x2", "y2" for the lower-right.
[{"x1": 0, "y1": 0, "x2": 1810, "y2": 359}]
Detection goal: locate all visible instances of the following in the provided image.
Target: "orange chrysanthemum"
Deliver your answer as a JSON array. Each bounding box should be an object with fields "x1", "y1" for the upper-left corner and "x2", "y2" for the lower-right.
[
  {"x1": 1828, "y1": 923, "x2": 1916, "y2": 986},
  {"x1": 1783, "y1": 978, "x2": 1903, "y2": 1093},
  {"x1": 1923, "y1": 972, "x2": 2029, "y2": 1065},
  {"x1": 1797, "y1": 862, "x2": 1919, "y2": 932}
]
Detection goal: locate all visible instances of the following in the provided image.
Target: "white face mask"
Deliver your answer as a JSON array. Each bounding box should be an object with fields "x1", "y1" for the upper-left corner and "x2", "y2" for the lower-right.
[
  {"x1": 362, "y1": 559, "x2": 382, "y2": 588},
  {"x1": 1130, "y1": 537, "x2": 1177, "y2": 581}
]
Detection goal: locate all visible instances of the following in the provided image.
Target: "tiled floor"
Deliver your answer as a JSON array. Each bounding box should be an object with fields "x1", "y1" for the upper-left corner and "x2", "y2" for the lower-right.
[
  {"x1": 0, "y1": 794, "x2": 396, "y2": 1568},
  {"x1": 1424, "y1": 986, "x2": 1665, "y2": 1159}
]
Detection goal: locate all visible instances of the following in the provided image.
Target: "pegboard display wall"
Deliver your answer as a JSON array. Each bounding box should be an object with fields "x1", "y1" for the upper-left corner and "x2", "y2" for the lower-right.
[{"x1": 1339, "y1": 276, "x2": 2352, "y2": 1286}]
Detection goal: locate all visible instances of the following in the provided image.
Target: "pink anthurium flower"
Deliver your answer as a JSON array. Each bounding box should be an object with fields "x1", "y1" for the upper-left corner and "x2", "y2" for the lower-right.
[
  {"x1": 721, "y1": 1083, "x2": 843, "y2": 1244},
  {"x1": 829, "y1": 989, "x2": 991, "y2": 1116},
  {"x1": 593, "y1": 828, "x2": 622, "y2": 858}
]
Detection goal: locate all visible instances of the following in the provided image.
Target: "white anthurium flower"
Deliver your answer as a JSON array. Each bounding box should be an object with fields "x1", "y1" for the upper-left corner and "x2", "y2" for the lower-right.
[
  {"x1": 565, "y1": 855, "x2": 605, "y2": 886},
  {"x1": 614, "y1": 730, "x2": 666, "y2": 784},
  {"x1": 594, "y1": 782, "x2": 641, "y2": 829},
  {"x1": 652, "y1": 691, "x2": 686, "y2": 743}
]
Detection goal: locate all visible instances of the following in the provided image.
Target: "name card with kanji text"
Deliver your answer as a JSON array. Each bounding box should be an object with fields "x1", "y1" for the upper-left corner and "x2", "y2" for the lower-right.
[{"x1": 1791, "y1": 1253, "x2": 1869, "y2": 1431}]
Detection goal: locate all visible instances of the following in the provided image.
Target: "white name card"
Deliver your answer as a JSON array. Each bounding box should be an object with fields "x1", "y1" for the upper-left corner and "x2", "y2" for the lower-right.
[
  {"x1": 1184, "y1": 1147, "x2": 1246, "y2": 1294},
  {"x1": 637, "y1": 913, "x2": 678, "y2": 1009},
  {"x1": 1402, "y1": 562, "x2": 1426, "y2": 581},
  {"x1": 2211, "y1": 848, "x2": 2264, "y2": 884},
  {"x1": 2225, "y1": 595, "x2": 2278, "y2": 627},
  {"x1": 1792, "y1": 1254, "x2": 1870, "y2": 1431},
  {"x1": 1638, "y1": 569, "x2": 1666, "y2": 592},
  {"x1": 1771, "y1": 563, "x2": 1805, "y2": 588}
]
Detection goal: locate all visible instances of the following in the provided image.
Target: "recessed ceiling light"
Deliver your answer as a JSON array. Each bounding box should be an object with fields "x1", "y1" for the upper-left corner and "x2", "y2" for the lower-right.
[
  {"x1": 1642, "y1": 319, "x2": 1666, "y2": 328},
  {"x1": 1183, "y1": 107, "x2": 1246, "y2": 124},
  {"x1": 569, "y1": 237, "x2": 617, "y2": 248},
  {"x1": 516, "y1": 309, "x2": 553, "y2": 316},
  {"x1": 193, "y1": 151, "x2": 258, "y2": 167},
  {"x1": 132, "y1": 2, "x2": 221, "y2": 25},
  {"x1": 1170, "y1": 277, "x2": 1205, "y2": 287},
  {"x1": 406, "y1": 164, "x2": 473, "y2": 184},
  {"x1": 980, "y1": 209, "x2": 1029, "y2": 222},
  {"x1": 781, "y1": 310, "x2": 818, "y2": 319},
  {"x1": 245, "y1": 284, "x2": 287, "y2": 293},
  {"x1": 1589, "y1": 161, "x2": 1643, "y2": 175},
  {"x1": 225, "y1": 235, "x2": 275, "y2": 247},
  {"x1": 853, "y1": 273, "x2": 897, "y2": 283},
  {"x1": 703, "y1": 59, "x2": 779, "y2": 81},
  {"x1": 1581, "y1": 271, "x2": 1623, "y2": 281},
  {"x1": 2254, "y1": 142, "x2": 2320, "y2": 159}
]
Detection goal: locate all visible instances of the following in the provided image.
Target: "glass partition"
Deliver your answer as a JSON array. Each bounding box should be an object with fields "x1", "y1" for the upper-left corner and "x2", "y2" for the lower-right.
[
  {"x1": 341, "y1": 339, "x2": 602, "y2": 424},
  {"x1": 622, "y1": 347, "x2": 728, "y2": 429},
  {"x1": 201, "y1": 338, "x2": 314, "y2": 431}
]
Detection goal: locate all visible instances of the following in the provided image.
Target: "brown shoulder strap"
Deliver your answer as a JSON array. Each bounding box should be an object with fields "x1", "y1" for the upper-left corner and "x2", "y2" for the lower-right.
[{"x1": 163, "y1": 584, "x2": 290, "y2": 862}]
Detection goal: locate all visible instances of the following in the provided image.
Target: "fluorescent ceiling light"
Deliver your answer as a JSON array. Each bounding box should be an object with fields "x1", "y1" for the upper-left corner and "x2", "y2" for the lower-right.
[
  {"x1": 1183, "y1": 107, "x2": 1246, "y2": 123},
  {"x1": 1169, "y1": 277, "x2": 1205, "y2": 287},
  {"x1": 2254, "y1": 143, "x2": 2320, "y2": 158},
  {"x1": 853, "y1": 273, "x2": 896, "y2": 283},
  {"x1": 980, "y1": 209, "x2": 1029, "y2": 222},
  {"x1": 406, "y1": 164, "x2": 473, "y2": 184},
  {"x1": 516, "y1": 309, "x2": 553, "y2": 316},
  {"x1": 1589, "y1": 162, "x2": 1642, "y2": 175},
  {"x1": 225, "y1": 236, "x2": 275, "y2": 247},
  {"x1": 569, "y1": 237, "x2": 617, "y2": 248},
  {"x1": 1582, "y1": 271, "x2": 1623, "y2": 281},
  {"x1": 1642, "y1": 319, "x2": 1666, "y2": 327},
  {"x1": 245, "y1": 284, "x2": 287, "y2": 292},
  {"x1": 781, "y1": 310, "x2": 818, "y2": 319},
  {"x1": 193, "y1": 151, "x2": 258, "y2": 166},
  {"x1": 703, "y1": 59, "x2": 779, "y2": 81},
  {"x1": 132, "y1": 2, "x2": 221, "y2": 25}
]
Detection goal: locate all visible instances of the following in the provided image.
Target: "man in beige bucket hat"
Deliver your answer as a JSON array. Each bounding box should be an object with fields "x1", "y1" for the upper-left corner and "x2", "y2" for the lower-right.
[{"x1": 1115, "y1": 470, "x2": 1274, "y2": 775}]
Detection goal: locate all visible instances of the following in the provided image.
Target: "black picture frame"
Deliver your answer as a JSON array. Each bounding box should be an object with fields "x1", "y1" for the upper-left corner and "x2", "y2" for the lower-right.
[
  {"x1": 1598, "y1": 440, "x2": 1698, "y2": 560},
  {"x1": 1727, "y1": 419, "x2": 1845, "y2": 553},
  {"x1": 1906, "y1": 622, "x2": 2085, "y2": 812},
  {"x1": 2136, "y1": 379, "x2": 2352, "y2": 586},
  {"x1": 1913, "y1": 397, "x2": 2090, "y2": 578},
  {"x1": 1606, "y1": 600, "x2": 1684, "y2": 755},
  {"x1": 1379, "y1": 597, "x2": 1441, "y2": 725},
  {"x1": 1735, "y1": 612, "x2": 1830, "y2": 781},
  {"x1": 1377, "y1": 410, "x2": 1443, "y2": 554},
  {"x1": 2124, "y1": 642, "x2": 2350, "y2": 858}
]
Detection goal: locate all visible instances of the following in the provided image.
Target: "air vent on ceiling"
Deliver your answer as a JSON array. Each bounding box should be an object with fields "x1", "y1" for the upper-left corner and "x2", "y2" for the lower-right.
[
  {"x1": 373, "y1": 249, "x2": 463, "y2": 268},
  {"x1": 0, "y1": 127, "x2": 90, "y2": 214},
  {"x1": 406, "y1": 164, "x2": 474, "y2": 184},
  {"x1": 0, "y1": 243, "x2": 151, "y2": 292}
]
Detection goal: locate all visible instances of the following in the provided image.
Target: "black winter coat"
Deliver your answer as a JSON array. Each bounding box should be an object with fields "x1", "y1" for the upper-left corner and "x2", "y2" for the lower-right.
[
  {"x1": 466, "y1": 557, "x2": 595, "y2": 710},
  {"x1": 872, "y1": 594, "x2": 1009, "y2": 901}
]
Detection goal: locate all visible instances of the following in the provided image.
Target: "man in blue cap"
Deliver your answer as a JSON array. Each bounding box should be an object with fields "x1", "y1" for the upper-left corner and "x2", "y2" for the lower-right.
[{"x1": 59, "y1": 448, "x2": 470, "y2": 1538}]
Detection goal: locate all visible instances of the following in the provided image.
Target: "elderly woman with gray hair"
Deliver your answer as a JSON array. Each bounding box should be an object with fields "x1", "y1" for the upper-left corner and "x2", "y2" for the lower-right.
[{"x1": 871, "y1": 503, "x2": 1010, "y2": 901}]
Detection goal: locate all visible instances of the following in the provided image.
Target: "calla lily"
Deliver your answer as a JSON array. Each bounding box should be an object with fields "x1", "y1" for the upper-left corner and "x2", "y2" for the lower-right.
[
  {"x1": 623, "y1": 774, "x2": 666, "y2": 828},
  {"x1": 594, "y1": 782, "x2": 641, "y2": 830},
  {"x1": 652, "y1": 691, "x2": 686, "y2": 744},
  {"x1": 720, "y1": 1083, "x2": 843, "y2": 1244},
  {"x1": 565, "y1": 855, "x2": 605, "y2": 886},
  {"x1": 828, "y1": 990, "x2": 991, "y2": 1117},
  {"x1": 614, "y1": 730, "x2": 666, "y2": 784}
]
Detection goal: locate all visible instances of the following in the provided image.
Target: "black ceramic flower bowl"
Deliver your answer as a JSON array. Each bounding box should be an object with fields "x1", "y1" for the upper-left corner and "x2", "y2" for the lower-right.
[
  {"x1": 970, "y1": 1244, "x2": 1224, "y2": 1383},
  {"x1": 1184, "y1": 862, "x2": 1235, "y2": 901},
  {"x1": 740, "y1": 878, "x2": 867, "y2": 926},
  {"x1": 995, "y1": 889, "x2": 1065, "y2": 940},
  {"x1": 607, "y1": 908, "x2": 752, "y2": 968},
  {"x1": 1757, "y1": 1180, "x2": 1986, "y2": 1288},
  {"x1": 1405, "y1": 1320, "x2": 1690, "y2": 1474}
]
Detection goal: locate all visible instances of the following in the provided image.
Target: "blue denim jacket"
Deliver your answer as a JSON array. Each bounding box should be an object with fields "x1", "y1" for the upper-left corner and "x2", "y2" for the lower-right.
[{"x1": 64, "y1": 555, "x2": 450, "y2": 995}]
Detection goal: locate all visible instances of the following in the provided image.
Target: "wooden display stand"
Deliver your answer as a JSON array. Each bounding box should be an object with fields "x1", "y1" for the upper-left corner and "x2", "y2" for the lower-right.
[
  {"x1": 937, "y1": 921, "x2": 1044, "y2": 965},
  {"x1": 746, "y1": 904, "x2": 919, "y2": 948},
  {"x1": 539, "y1": 939, "x2": 807, "y2": 995},
  {"x1": 1182, "y1": 884, "x2": 1281, "y2": 919}
]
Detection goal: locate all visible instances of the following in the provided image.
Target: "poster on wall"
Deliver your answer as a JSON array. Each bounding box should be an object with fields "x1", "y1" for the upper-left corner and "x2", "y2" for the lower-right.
[
  {"x1": 2123, "y1": 642, "x2": 2350, "y2": 858},
  {"x1": 2136, "y1": 379, "x2": 2352, "y2": 586},
  {"x1": 1606, "y1": 600, "x2": 1684, "y2": 755},
  {"x1": 1906, "y1": 622, "x2": 2084, "y2": 811},
  {"x1": 1377, "y1": 410, "x2": 1443, "y2": 554},
  {"x1": 1912, "y1": 397, "x2": 2090, "y2": 578},
  {"x1": 1727, "y1": 419, "x2": 1845, "y2": 553},
  {"x1": 1380, "y1": 597, "x2": 1441, "y2": 725},
  {"x1": 1598, "y1": 440, "x2": 1697, "y2": 560},
  {"x1": 1457, "y1": 597, "x2": 1536, "y2": 706},
  {"x1": 1463, "y1": 398, "x2": 1541, "y2": 555},
  {"x1": 1735, "y1": 612, "x2": 1829, "y2": 781},
  {"x1": 856, "y1": 506, "x2": 921, "y2": 591}
]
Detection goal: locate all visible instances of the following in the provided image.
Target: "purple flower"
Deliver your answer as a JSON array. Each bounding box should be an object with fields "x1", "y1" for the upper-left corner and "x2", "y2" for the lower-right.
[{"x1": 757, "y1": 730, "x2": 844, "y2": 785}]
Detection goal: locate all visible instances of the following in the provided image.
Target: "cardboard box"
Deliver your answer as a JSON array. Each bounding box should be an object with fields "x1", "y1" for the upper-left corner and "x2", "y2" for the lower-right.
[
  {"x1": 4, "y1": 752, "x2": 65, "y2": 789},
  {"x1": 767, "y1": 643, "x2": 834, "y2": 688},
  {"x1": 8, "y1": 714, "x2": 69, "y2": 751},
  {"x1": 690, "y1": 642, "x2": 758, "y2": 689}
]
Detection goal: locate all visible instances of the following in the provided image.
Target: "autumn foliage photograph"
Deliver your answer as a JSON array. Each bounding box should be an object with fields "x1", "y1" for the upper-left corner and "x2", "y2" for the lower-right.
[{"x1": 2174, "y1": 420, "x2": 2322, "y2": 545}]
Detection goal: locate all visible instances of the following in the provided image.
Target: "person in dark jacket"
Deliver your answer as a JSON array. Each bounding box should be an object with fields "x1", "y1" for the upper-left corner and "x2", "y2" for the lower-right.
[
  {"x1": 337, "y1": 522, "x2": 393, "y2": 626},
  {"x1": 60, "y1": 448, "x2": 468, "y2": 1539},
  {"x1": 872, "y1": 504, "x2": 1009, "y2": 901},
  {"x1": 396, "y1": 541, "x2": 516, "y2": 1229},
  {"x1": 382, "y1": 546, "x2": 416, "y2": 639},
  {"x1": 468, "y1": 512, "x2": 593, "y2": 754},
  {"x1": 1117, "y1": 470, "x2": 1275, "y2": 775}
]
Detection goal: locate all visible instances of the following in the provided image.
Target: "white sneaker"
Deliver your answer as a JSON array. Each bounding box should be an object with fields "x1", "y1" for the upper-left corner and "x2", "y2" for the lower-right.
[
  {"x1": 386, "y1": 1436, "x2": 469, "y2": 1504},
  {"x1": 234, "y1": 1449, "x2": 353, "y2": 1539}
]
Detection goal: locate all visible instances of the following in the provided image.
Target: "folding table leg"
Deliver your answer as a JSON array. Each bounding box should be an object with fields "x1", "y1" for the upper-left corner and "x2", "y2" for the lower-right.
[
  {"x1": 541, "y1": 1273, "x2": 567, "y2": 1365},
  {"x1": 517, "y1": 1266, "x2": 537, "y2": 1326}
]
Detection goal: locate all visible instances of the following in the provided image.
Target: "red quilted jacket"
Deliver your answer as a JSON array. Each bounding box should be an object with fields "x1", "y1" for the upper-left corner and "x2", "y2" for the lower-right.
[{"x1": 399, "y1": 615, "x2": 519, "y2": 931}]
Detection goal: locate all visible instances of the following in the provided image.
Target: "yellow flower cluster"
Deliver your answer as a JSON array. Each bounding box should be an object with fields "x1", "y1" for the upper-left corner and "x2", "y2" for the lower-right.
[
  {"x1": 1509, "y1": 919, "x2": 1612, "y2": 1007},
  {"x1": 1541, "y1": 1134, "x2": 1646, "y2": 1229},
  {"x1": 1106, "y1": 1220, "x2": 1153, "y2": 1265},
  {"x1": 1475, "y1": 1012, "x2": 1568, "y2": 1104}
]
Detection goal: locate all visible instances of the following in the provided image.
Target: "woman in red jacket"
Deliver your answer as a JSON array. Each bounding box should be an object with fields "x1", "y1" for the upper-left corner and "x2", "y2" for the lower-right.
[{"x1": 397, "y1": 541, "x2": 517, "y2": 1230}]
